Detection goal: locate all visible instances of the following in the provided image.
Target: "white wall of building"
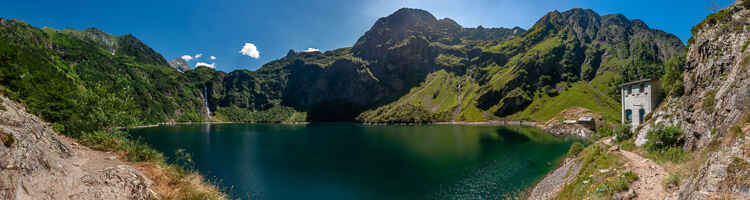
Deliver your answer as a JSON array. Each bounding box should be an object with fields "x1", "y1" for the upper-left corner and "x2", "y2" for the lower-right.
[{"x1": 621, "y1": 81, "x2": 661, "y2": 128}]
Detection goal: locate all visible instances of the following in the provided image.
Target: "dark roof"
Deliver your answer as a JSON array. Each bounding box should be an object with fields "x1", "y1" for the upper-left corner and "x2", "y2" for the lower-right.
[{"x1": 620, "y1": 79, "x2": 656, "y2": 86}]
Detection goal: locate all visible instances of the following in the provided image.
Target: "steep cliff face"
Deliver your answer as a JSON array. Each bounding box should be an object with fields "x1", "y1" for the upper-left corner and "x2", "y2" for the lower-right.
[
  {"x1": 634, "y1": 2, "x2": 750, "y2": 199},
  {"x1": 676, "y1": 2, "x2": 750, "y2": 198}
]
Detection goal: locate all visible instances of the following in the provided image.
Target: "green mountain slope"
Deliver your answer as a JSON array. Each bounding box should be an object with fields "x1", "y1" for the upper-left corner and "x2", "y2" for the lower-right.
[
  {"x1": 353, "y1": 8, "x2": 684, "y2": 123},
  {"x1": 0, "y1": 8, "x2": 685, "y2": 126},
  {"x1": 0, "y1": 19, "x2": 208, "y2": 135}
]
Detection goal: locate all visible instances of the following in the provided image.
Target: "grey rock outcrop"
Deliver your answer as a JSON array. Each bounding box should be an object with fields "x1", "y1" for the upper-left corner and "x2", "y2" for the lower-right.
[
  {"x1": 638, "y1": 1, "x2": 750, "y2": 199},
  {"x1": 0, "y1": 96, "x2": 158, "y2": 200},
  {"x1": 168, "y1": 57, "x2": 191, "y2": 73}
]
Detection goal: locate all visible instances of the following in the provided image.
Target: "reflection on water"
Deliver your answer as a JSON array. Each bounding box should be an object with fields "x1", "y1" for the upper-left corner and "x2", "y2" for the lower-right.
[{"x1": 130, "y1": 124, "x2": 572, "y2": 200}]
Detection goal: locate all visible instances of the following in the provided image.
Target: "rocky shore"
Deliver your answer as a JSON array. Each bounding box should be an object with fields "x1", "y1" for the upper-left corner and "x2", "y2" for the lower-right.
[{"x1": 528, "y1": 158, "x2": 583, "y2": 200}]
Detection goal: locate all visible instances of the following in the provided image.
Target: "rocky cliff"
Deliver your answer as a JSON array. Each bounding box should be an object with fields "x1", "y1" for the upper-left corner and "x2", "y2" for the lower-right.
[
  {"x1": 625, "y1": 1, "x2": 750, "y2": 199},
  {"x1": 167, "y1": 57, "x2": 191, "y2": 73},
  {"x1": 0, "y1": 96, "x2": 158, "y2": 200}
]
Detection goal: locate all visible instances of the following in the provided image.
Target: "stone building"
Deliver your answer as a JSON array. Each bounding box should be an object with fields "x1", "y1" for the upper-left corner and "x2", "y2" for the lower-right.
[{"x1": 621, "y1": 79, "x2": 664, "y2": 128}]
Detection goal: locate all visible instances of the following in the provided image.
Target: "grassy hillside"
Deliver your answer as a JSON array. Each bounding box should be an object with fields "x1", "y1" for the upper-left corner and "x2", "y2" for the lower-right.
[
  {"x1": 509, "y1": 81, "x2": 621, "y2": 122},
  {"x1": 357, "y1": 70, "x2": 489, "y2": 123}
]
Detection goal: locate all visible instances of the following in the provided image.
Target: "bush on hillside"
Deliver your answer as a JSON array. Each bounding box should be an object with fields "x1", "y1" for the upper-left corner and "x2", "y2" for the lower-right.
[
  {"x1": 661, "y1": 56, "x2": 685, "y2": 97},
  {"x1": 614, "y1": 124, "x2": 633, "y2": 142},
  {"x1": 80, "y1": 131, "x2": 162, "y2": 162},
  {"x1": 703, "y1": 90, "x2": 717, "y2": 113},
  {"x1": 568, "y1": 142, "x2": 585, "y2": 157},
  {"x1": 645, "y1": 124, "x2": 684, "y2": 150},
  {"x1": 644, "y1": 124, "x2": 688, "y2": 162},
  {"x1": 596, "y1": 124, "x2": 632, "y2": 142}
]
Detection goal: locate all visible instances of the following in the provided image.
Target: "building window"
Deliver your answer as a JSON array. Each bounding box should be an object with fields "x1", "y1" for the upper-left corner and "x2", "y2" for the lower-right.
[
  {"x1": 639, "y1": 109, "x2": 646, "y2": 123},
  {"x1": 625, "y1": 109, "x2": 633, "y2": 122},
  {"x1": 627, "y1": 86, "x2": 632, "y2": 95},
  {"x1": 639, "y1": 83, "x2": 645, "y2": 93}
]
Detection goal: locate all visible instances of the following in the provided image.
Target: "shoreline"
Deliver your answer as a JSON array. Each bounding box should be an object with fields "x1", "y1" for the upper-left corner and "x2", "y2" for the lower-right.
[
  {"x1": 119, "y1": 121, "x2": 239, "y2": 129},
  {"x1": 122, "y1": 120, "x2": 543, "y2": 129}
]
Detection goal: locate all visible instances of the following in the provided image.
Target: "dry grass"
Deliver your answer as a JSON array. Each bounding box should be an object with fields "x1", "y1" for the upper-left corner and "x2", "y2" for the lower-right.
[
  {"x1": 135, "y1": 162, "x2": 227, "y2": 200},
  {"x1": 76, "y1": 131, "x2": 228, "y2": 200}
]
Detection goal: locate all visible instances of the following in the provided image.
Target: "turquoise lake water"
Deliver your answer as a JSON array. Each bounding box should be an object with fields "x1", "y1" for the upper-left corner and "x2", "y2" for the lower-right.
[{"x1": 129, "y1": 123, "x2": 573, "y2": 199}]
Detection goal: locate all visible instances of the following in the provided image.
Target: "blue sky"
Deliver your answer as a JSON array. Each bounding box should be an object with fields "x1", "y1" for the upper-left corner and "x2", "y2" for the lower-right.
[{"x1": 0, "y1": 0, "x2": 734, "y2": 72}]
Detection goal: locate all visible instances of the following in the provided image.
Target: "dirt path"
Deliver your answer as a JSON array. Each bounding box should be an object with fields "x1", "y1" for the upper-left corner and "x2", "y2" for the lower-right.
[
  {"x1": 619, "y1": 150, "x2": 667, "y2": 200},
  {"x1": 0, "y1": 95, "x2": 157, "y2": 200}
]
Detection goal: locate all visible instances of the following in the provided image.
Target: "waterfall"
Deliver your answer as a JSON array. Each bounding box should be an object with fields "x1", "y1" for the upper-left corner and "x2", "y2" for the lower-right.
[{"x1": 203, "y1": 85, "x2": 211, "y2": 117}]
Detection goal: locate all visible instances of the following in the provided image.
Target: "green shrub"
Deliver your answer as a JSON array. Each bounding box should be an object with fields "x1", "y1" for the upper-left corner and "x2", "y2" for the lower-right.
[
  {"x1": 650, "y1": 147, "x2": 690, "y2": 163},
  {"x1": 597, "y1": 126, "x2": 614, "y2": 139},
  {"x1": 594, "y1": 170, "x2": 638, "y2": 195},
  {"x1": 728, "y1": 157, "x2": 749, "y2": 174},
  {"x1": 732, "y1": 124, "x2": 745, "y2": 138},
  {"x1": 52, "y1": 123, "x2": 65, "y2": 133},
  {"x1": 568, "y1": 142, "x2": 585, "y2": 157},
  {"x1": 661, "y1": 56, "x2": 685, "y2": 97},
  {"x1": 692, "y1": 9, "x2": 734, "y2": 34},
  {"x1": 80, "y1": 131, "x2": 162, "y2": 162},
  {"x1": 645, "y1": 124, "x2": 689, "y2": 163},
  {"x1": 614, "y1": 123, "x2": 633, "y2": 142},
  {"x1": 645, "y1": 124, "x2": 684, "y2": 150},
  {"x1": 703, "y1": 90, "x2": 716, "y2": 113},
  {"x1": 665, "y1": 171, "x2": 682, "y2": 186}
]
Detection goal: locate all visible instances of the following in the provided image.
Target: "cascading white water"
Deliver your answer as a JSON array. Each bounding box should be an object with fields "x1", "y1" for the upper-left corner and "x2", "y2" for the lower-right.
[{"x1": 203, "y1": 85, "x2": 211, "y2": 117}]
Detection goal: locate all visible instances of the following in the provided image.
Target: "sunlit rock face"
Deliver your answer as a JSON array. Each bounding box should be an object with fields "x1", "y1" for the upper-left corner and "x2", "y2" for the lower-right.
[{"x1": 168, "y1": 57, "x2": 192, "y2": 72}]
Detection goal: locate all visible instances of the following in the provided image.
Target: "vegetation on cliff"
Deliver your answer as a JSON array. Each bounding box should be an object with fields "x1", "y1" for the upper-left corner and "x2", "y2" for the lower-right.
[{"x1": 0, "y1": 19, "x2": 226, "y2": 199}]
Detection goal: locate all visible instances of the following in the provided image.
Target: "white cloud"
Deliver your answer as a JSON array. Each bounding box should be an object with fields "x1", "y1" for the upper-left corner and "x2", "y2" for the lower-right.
[
  {"x1": 210, "y1": 56, "x2": 216, "y2": 60},
  {"x1": 239, "y1": 42, "x2": 260, "y2": 59},
  {"x1": 195, "y1": 53, "x2": 203, "y2": 59},
  {"x1": 196, "y1": 62, "x2": 216, "y2": 69},
  {"x1": 303, "y1": 48, "x2": 320, "y2": 53},
  {"x1": 181, "y1": 55, "x2": 193, "y2": 61}
]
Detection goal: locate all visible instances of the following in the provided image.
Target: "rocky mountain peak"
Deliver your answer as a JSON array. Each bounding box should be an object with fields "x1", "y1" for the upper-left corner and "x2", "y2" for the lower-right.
[
  {"x1": 352, "y1": 8, "x2": 523, "y2": 59},
  {"x1": 352, "y1": 8, "x2": 447, "y2": 59},
  {"x1": 389, "y1": 8, "x2": 439, "y2": 23},
  {"x1": 286, "y1": 49, "x2": 297, "y2": 57},
  {"x1": 168, "y1": 57, "x2": 192, "y2": 73}
]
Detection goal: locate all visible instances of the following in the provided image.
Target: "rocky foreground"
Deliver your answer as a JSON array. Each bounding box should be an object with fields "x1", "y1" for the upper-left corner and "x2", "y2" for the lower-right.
[
  {"x1": 0, "y1": 96, "x2": 158, "y2": 200},
  {"x1": 529, "y1": 1, "x2": 750, "y2": 199}
]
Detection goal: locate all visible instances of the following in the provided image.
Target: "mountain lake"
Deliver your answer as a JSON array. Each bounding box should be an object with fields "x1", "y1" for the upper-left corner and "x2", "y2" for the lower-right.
[{"x1": 129, "y1": 123, "x2": 575, "y2": 199}]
